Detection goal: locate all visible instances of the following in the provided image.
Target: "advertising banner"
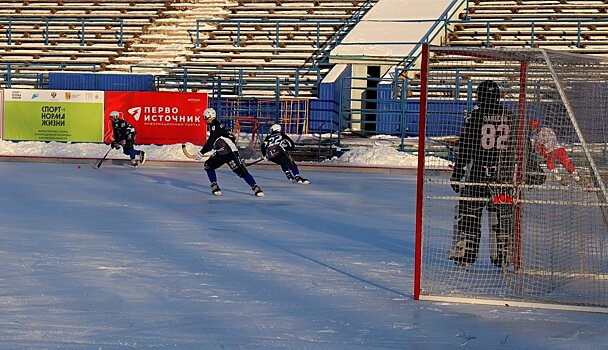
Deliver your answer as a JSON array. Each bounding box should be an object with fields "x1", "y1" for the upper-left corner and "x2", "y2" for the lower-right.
[
  {"x1": 3, "y1": 89, "x2": 104, "y2": 142},
  {"x1": 104, "y1": 91, "x2": 207, "y2": 145}
]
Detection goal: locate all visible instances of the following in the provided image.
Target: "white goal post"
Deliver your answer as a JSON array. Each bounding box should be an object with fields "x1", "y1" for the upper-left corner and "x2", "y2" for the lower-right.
[{"x1": 414, "y1": 44, "x2": 608, "y2": 312}]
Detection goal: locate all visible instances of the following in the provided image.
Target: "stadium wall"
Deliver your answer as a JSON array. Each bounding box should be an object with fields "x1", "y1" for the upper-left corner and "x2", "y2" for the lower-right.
[{"x1": 310, "y1": 64, "x2": 352, "y2": 134}]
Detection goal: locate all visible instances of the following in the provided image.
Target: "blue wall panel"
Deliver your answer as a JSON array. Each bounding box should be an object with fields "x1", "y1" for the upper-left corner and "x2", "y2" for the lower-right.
[
  {"x1": 309, "y1": 65, "x2": 351, "y2": 134},
  {"x1": 376, "y1": 94, "x2": 468, "y2": 137},
  {"x1": 48, "y1": 73, "x2": 155, "y2": 91}
]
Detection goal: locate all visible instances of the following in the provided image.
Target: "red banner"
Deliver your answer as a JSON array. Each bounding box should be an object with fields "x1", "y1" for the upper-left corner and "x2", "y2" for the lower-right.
[{"x1": 104, "y1": 91, "x2": 207, "y2": 145}]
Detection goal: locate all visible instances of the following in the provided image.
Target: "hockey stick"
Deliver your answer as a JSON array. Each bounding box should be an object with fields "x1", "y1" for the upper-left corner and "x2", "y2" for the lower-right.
[
  {"x1": 181, "y1": 144, "x2": 198, "y2": 159},
  {"x1": 245, "y1": 158, "x2": 264, "y2": 167},
  {"x1": 91, "y1": 147, "x2": 113, "y2": 169},
  {"x1": 181, "y1": 144, "x2": 214, "y2": 160}
]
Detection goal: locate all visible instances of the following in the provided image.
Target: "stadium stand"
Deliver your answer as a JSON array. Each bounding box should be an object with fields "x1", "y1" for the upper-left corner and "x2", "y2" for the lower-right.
[
  {"x1": 4, "y1": 0, "x2": 608, "y2": 111},
  {"x1": 388, "y1": 0, "x2": 608, "y2": 103},
  {"x1": 449, "y1": 0, "x2": 608, "y2": 54},
  {"x1": 109, "y1": 0, "x2": 230, "y2": 71},
  {"x1": 0, "y1": 0, "x2": 376, "y2": 96},
  {"x1": 0, "y1": 0, "x2": 173, "y2": 86},
  {"x1": 174, "y1": 0, "x2": 378, "y2": 97}
]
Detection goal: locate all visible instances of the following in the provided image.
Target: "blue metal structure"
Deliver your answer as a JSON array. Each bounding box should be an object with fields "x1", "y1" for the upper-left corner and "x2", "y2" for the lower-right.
[{"x1": 48, "y1": 72, "x2": 155, "y2": 91}]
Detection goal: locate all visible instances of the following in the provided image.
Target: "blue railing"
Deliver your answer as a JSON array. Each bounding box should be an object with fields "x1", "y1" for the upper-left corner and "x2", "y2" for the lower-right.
[
  {"x1": 300, "y1": 0, "x2": 377, "y2": 70},
  {"x1": 192, "y1": 19, "x2": 343, "y2": 49},
  {"x1": 391, "y1": 0, "x2": 608, "y2": 92},
  {"x1": 0, "y1": 17, "x2": 126, "y2": 46},
  {"x1": 0, "y1": 62, "x2": 98, "y2": 88},
  {"x1": 130, "y1": 65, "x2": 322, "y2": 98}
]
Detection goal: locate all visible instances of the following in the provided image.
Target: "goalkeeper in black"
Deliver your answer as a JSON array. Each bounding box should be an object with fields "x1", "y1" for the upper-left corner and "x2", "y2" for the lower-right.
[{"x1": 449, "y1": 80, "x2": 545, "y2": 268}]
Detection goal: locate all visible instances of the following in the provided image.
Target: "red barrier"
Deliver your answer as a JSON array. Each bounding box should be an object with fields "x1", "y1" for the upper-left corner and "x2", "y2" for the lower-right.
[{"x1": 104, "y1": 91, "x2": 208, "y2": 145}]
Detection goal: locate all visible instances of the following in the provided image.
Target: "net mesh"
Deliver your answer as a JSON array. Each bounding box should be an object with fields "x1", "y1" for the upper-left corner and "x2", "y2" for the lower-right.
[{"x1": 419, "y1": 46, "x2": 608, "y2": 309}]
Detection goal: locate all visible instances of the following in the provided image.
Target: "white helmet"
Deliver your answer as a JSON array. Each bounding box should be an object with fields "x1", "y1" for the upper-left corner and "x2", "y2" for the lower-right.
[
  {"x1": 109, "y1": 111, "x2": 120, "y2": 121},
  {"x1": 203, "y1": 108, "x2": 216, "y2": 122},
  {"x1": 270, "y1": 124, "x2": 281, "y2": 133}
]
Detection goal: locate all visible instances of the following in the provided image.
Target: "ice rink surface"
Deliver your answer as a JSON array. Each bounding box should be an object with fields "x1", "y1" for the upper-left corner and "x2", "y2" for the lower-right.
[{"x1": 1, "y1": 161, "x2": 607, "y2": 349}]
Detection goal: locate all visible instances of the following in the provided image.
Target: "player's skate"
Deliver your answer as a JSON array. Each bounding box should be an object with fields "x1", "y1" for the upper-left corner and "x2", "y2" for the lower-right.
[
  {"x1": 492, "y1": 244, "x2": 514, "y2": 268},
  {"x1": 549, "y1": 168, "x2": 561, "y2": 182},
  {"x1": 491, "y1": 252, "x2": 510, "y2": 268},
  {"x1": 285, "y1": 171, "x2": 295, "y2": 182},
  {"x1": 549, "y1": 168, "x2": 569, "y2": 186},
  {"x1": 139, "y1": 151, "x2": 146, "y2": 165},
  {"x1": 448, "y1": 239, "x2": 472, "y2": 269},
  {"x1": 210, "y1": 182, "x2": 222, "y2": 196},
  {"x1": 295, "y1": 175, "x2": 310, "y2": 184},
  {"x1": 252, "y1": 184, "x2": 264, "y2": 197},
  {"x1": 131, "y1": 159, "x2": 138, "y2": 167}
]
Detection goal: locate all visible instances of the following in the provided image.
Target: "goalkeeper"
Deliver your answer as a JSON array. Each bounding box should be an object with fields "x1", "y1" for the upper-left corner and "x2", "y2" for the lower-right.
[{"x1": 449, "y1": 81, "x2": 545, "y2": 268}]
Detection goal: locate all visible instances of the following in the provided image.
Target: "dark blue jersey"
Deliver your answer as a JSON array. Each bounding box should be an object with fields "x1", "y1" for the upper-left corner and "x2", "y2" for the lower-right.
[
  {"x1": 201, "y1": 119, "x2": 237, "y2": 155},
  {"x1": 261, "y1": 131, "x2": 294, "y2": 159},
  {"x1": 112, "y1": 119, "x2": 136, "y2": 143}
]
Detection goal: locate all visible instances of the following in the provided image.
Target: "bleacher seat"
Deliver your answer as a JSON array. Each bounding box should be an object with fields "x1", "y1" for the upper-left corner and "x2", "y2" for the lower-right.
[
  {"x1": 449, "y1": 0, "x2": 608, "y2": 54},
  {"x1": 0, "y1": 0, "x2": 171, "y2": 87},
  {"x1": 0, "y1": 0, "x2": 375, "y2": 96},
  {"x1": 174, "y1": 0, "x2": 378, "y2": 97}
]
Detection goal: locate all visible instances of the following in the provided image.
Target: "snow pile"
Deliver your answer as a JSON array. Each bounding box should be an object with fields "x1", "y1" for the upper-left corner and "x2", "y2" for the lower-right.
[
  {"x1": 0, "y1": 139, "x2": 452, "y2": 169},
  {"x1": 0, "y1": 140, "x2": 193, "y2": 161},
  {"x1": 331, "y1": 144, "x2": 417, "y2": 167}
]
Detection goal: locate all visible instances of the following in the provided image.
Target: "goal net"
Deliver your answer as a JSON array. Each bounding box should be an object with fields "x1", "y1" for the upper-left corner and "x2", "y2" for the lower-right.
[{"x1": 414, "y1": 45, "x2": 608, "y2": 312}]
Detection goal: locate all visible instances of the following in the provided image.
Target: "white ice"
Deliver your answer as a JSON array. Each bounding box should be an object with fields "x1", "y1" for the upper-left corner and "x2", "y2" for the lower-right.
[{"x1": 1, "y1": 140, "x2": 607, "y2": 349}]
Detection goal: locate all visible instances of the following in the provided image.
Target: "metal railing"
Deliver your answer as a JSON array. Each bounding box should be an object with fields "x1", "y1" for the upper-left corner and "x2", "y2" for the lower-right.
[
  {"x1": 299, "y1": 0, "x2": 377, "y2": 72},
  {"x1": 193, "y1": 18, "x2": 344, "y2": 49},
  {"x1": 391, "y1": 0, "x2": 608, "y2": 94},
  {"x1": 0, "y1": 17, "x2": 127, "y2": 46},
  {"x1": 0, "y1": 62, "x2": 99, "y2": 88},
  {"x1": 130, "y1": 65, "x2": 322, "y2": 98}
]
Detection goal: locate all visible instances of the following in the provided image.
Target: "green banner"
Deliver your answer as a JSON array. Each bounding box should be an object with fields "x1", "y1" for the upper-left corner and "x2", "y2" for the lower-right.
[{"x1": 3, "y1": 89, "x2": 104, "y2": 142}]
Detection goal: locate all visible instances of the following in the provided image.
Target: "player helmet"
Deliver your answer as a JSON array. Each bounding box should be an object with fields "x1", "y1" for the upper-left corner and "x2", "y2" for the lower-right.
[
  {"x1": 476, "y1": 80, "x2": 500, "y2": 105},
  {"x1": 109, "y1": 111, "x2": 120, "y2": 121},
  {"x1": 270, "y1": 124, "x2": 281, "y2": 133},
  {"x1": 203, "y1": 108, "x2": 216, "y2": 122},
  {"x1": 529, "y1": 118, "x2": 541, "y2": 131}
]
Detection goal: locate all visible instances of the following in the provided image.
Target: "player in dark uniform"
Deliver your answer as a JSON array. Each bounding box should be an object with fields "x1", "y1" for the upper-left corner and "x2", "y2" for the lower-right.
[
  {"x1": 449, "y1": 80, "x2": 545, "y2": 268},
  {"x1": 110, "y1": 110, "x2": 145, "y2": 167},
  {"x1": 196, "y1": 108, "x2": 264, "y2": 197},
  {"x1": 261, "y1": 124, "x2": 309, "y2": 184}
]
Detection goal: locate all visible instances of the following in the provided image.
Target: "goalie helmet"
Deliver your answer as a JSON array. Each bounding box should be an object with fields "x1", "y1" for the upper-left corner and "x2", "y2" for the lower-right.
[
  {"x1": 476, "y1": 80, "x2": 500, "y2": 105},
  {"x1": 109, "y1": 111, "x2": 121, "y2": 121},
  {"x1": 203, "y1": 108, "x2": 216, "y2": 122},
  {"x1": 270, "y1": 124, "x2": 281, "y2": 133}
]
